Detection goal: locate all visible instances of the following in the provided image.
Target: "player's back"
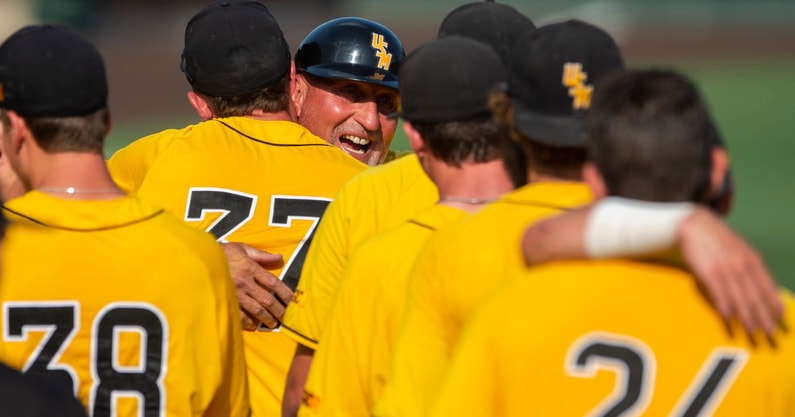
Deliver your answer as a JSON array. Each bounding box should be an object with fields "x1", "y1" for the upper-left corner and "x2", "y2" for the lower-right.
[
  {"x1": 0, "y1": 192, "x2": 248, "y2": 417},
  {"x1": 107, "y1": 116, "x2": 367, "y2": 416},
  {"x1": 376, "y1": 181, "x2": 592, "y2": 417},
  {"x1": 432, "y1": 259, "x2": 795, "y2": 417}
]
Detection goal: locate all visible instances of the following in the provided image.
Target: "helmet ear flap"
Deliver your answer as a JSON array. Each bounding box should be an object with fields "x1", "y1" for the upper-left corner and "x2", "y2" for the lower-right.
[{"x1": 295, "y1": 17, "x2": 405, "y2": 90}]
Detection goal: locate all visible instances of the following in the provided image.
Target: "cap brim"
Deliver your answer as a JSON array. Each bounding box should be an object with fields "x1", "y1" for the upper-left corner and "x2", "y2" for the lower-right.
[{"x1": 513, "y1": 101, "x2": 588, "y2": 147}]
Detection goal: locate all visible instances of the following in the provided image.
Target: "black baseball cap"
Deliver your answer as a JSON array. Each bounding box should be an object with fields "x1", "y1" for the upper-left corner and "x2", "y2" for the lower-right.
[
  {"x1": 395, "y1": 36, "x2": 506, "y2": 123},
  {"x1": 508, "y1": 19, "x2": 625, "y2": 147},
  {"x1": 0, "y1": 24, "x2": 108, "y2": 117},
  {"x1": 181, "y1": 0, "x2": 291, "y2": 97},
  {"x1": 438, "y1": 1, "x2": 536, "y2": 64}
]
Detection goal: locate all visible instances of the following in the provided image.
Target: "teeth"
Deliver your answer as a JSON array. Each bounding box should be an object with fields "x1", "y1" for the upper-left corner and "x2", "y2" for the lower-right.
[
  {"x1": 341, "y1": 135, "x2": 370, "y2": 146},
  {"x1": 342, "y1": 145, "x2": 365, "y2": 155}
]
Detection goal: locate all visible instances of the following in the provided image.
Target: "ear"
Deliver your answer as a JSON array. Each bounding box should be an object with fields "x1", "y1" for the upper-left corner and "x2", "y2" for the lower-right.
[
  {"x1": 292, "y1": 72, "x2": 308, "y2": 120},
  {"x1": 187, "y1": 91, "x2": 213, "y2": 121},
  {"x1": 709, "y1": 146, "x2": 729, "y2": 198},
  {"x1": 5, "y1": 111, "x2": 28, "y2": 154},
  {"x1": 403, "y1": 121, "x2": 426, "y2": 156},
  {"x1": 582, "y1": 162, "x2": 608, "y2": 200},
  {"x1": 287, "y1": 61, "x2": 298, "y2": 120}
]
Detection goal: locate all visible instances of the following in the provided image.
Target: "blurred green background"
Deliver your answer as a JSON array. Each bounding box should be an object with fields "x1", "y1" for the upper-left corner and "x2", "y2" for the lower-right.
[{"x1": 2, "y1": 0, "x2": 792, "y2": 289}]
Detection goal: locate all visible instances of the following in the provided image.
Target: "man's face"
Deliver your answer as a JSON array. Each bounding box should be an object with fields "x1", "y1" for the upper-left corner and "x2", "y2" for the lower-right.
[{"x1": 295, "y1": 73, "x2": 399, "y2": 166}]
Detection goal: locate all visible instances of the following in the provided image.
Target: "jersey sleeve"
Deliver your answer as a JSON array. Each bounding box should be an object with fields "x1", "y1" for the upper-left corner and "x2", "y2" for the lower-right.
[
  {"x1": 428, "y1": 299, "x2": 500, "y2": 417},
  {"x1": 374, "y1": 233, "x2": 454, "y2": 417},
  {"x1": 106, "y1": 129, "x2": 178, "y2": 195},
  {"x1": 299, "y1": 243, "x2": 385, "y2": 416},
  {"x1": 281, "y1": 182, "x2": 357, "y2": 349},
  {"x1": 200, "y1": 236, "x2": 251, "y2": 417}
]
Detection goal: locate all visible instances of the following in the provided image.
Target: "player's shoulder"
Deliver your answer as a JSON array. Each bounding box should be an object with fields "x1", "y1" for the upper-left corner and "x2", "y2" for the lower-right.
[
  {"x1": 344, "y1": 152, "x2": 429, "y2": 191},
  {"x1": 130, "y1": 197, "x2": 226, "y2": 260}
]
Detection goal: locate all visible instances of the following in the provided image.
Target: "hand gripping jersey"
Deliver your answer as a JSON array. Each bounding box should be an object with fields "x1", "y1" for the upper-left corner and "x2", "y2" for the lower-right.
[
  {"x1": 107, "y1": 117, "x2": 366, "y2": 416},
  {"x1": 298, "y1": 204, "x2": 466, "y2": 417},
  {"x1": 281, "y1": 153, "x2": 438, "y2": 350},
  {"x1": 0, "y1": 192, "x2": 249, "y2": 417},
  {"x1": 431, "y1": 259, "x2": 795, "y2": 417},
  {"x1": 375, "y1": 182, "x2": 593, "y2": 417}
]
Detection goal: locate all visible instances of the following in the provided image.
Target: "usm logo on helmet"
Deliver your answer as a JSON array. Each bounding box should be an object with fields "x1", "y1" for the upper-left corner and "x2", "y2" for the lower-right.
[
  {"x1": 562, "y1": 63, "x2": 593, "y2": 110},
  {"x1": 371, "y1": 33, "x2": 393, "y2": 71}
]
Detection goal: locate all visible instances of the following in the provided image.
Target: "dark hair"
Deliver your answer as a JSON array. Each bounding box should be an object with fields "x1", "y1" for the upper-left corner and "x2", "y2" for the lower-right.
[
  {"x1": 490, "y1": 89, "x2": 585, "y2": 181},
  {"x1": 21, "y1": 107, "x2": 110, "y2": 154},
  {"x1": 197, "y1": 72, "x2": 291, "y2": 117},
  {"x1": 409, "y1": 113, "x2": 506, "y2": 168},
  {"x1": 587, "y1": 69, "x2": 712, "y2": 203}
]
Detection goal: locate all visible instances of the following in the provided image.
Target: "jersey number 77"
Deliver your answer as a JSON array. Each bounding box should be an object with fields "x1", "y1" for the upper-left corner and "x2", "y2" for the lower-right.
[{"x1": 184, "y1": 188, "x2": 330, "y2": 328}]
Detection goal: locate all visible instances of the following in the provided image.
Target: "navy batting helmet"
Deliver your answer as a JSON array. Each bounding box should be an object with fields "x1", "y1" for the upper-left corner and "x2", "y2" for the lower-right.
[{"x1": 295, "y1": 17, "x2": 405, "y2": 90}]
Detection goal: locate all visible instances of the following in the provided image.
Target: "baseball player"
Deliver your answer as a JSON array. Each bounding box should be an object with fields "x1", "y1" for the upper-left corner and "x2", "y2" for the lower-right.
[
  {"x1": 280, "y1": 3, "x2": 536, "y2": 414},
  {"x1": 291, "y1": 17, "x2": 404, "y2": 167},
  {"x1": 430, "y1": 69, "x2": 795, "y2": 417},
  {"x1": 105, "y1": 2, "x2": 370, "y2": 415},
  {"x1": 375, "y1": 20, "x2": 625, "y2": 417},
  {"x1": 0, "y1": 24, "x2": 248, "y2": 416},
  {"x1": 299, "y1": 36, "x2": 514, "y2": 416},
  {"x1": 212, "y1": 16, "x2": 408, "y2": 337}
]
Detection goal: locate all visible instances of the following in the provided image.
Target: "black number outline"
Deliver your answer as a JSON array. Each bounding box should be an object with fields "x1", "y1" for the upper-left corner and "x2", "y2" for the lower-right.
[
  {"x1": 89, "y1": 302, "x2": 167, "y2": 417},
  {"x1": 258, "y1": 195, "x2": 331, "y2": 332},
  {"x1": 2, "y1": 301, "x2": 80, "y2": 396},
  {"x1": 566, "y1": 332, "x2": 749, "y2": 417},
  {"x1": 268, "y1": 195, "x2": 332, "y2": 291},
  {"x1": 671, "y1": 348, "x2": 749, "y2": 417},
  {"x1": 566, "y1": 332, "x2": 655, "y2": 417},
  {"x1": 184, "y1": 187, "x2": 257, "y2": 242},
  {"x1": 3, "y1": 301, "x2": 168, "y2": 417}
]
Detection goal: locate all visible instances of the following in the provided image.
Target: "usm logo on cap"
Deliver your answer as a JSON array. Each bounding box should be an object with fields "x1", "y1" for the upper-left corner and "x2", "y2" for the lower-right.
[
  {"x1": 371, "y1": 33, "x2": 393, "y2": 70},
  {"x1": 562, "y1": 63, "x2": 593, "y2": 110}
]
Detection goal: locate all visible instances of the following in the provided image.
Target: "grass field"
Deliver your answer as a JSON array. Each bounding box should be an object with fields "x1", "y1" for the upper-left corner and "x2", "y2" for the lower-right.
[{"x1": 105, "y1": 58, "x2": 795, "y2": 290}]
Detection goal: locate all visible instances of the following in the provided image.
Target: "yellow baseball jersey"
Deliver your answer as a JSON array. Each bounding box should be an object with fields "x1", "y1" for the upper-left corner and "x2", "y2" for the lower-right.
[
  {"x1": 299, "y1": 204, "x2": 466, "y2": 417},
  {"x1": 107, "y1": 117, "x2": 366, "y2": 416},
  {"x1": 375, "y1": 182, "x2": 593, "y2": 417},
  {"x1": 281, "y1": 153, "x2": 438, "y2": 349},
  {"x1": 431, "y1": 259, "x2": 795, "y2": 417},
  {"x1": 0, "y1": 191, "x2": 249, "y2": 417}
]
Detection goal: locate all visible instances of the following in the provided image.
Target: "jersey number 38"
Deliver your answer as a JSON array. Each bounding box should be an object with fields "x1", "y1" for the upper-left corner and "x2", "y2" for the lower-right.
[{"x1": 3, "y1": 301, "x2": 167, "y2": 417}]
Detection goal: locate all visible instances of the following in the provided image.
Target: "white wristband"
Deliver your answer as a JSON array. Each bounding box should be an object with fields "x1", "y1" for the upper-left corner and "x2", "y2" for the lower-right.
[{"x1": 585, "y1": 197, "x2": 696, "y2": 259}]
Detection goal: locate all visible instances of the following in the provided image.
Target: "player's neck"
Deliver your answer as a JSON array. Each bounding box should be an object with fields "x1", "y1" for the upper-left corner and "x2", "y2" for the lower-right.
[
  {"x1": 31, "y1": 152, "x2": 124, "y2": 200},
  {"x1": 246, "y1": 109, "x2": 294, "y2": 123},
  {"x1": 434, "y1": 158, "x2": 514, "y2": 212}
]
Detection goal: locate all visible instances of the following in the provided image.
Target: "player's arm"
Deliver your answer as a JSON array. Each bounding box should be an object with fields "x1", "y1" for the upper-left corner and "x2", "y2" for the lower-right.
[
  {"x1": 206, "y1": 240, "x2": 252, "y2": 417},
  {"x1": 374, "y1": 238, "x2": 453, "y2": 417},
  {"x1": 282, "y1": 189, "x2": 355, "y2": 416},
  {"x1": 106, "y1": 130, "x2": 175, "y2": 195},
  {"x1": 428, "y1": 301, "x2": 499, "y2": 417},
  {"x1": 297, "y1": 250, "x2": 381, "y2": 416},
  {"x1": 222, "y1": 242, "x2": 292, "y2": 330},
  {"x1": 521, "y1": 197, "x2": 783, "y2": 336}
]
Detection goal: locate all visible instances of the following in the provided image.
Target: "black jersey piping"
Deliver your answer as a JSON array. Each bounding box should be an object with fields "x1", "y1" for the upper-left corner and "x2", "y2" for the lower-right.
[
  {"x1": 1, "y1": 206, "x2": 166, "y2": 232},
  {"x1": 216, "y1": 119, "x2": 333, "y2": 148},
  {"x1": 407, "y1": 219, "x2": 438, "y2": 232},
  {"x1": 280, "y1": 322, "x2": 319, "y2": 346}
]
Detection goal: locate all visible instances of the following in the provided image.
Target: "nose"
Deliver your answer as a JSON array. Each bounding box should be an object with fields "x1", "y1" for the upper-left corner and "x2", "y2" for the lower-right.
[{"x1": 353, "y1": 100, "x2": 380, "y2": 133}]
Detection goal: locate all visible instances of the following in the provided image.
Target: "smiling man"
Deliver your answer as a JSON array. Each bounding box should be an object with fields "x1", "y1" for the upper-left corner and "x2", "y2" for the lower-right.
[{"x1": 291, "y1": 17, "x2": 404, "y2": 166}]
